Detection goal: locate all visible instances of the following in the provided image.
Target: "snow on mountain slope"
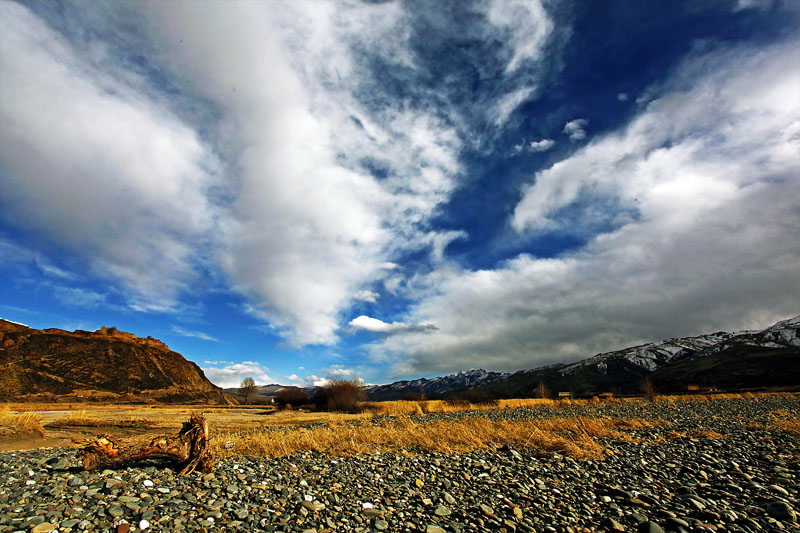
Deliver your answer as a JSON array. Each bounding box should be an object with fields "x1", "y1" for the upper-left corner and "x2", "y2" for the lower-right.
[
  {"x1": 560, "y1": 315, "x2": 799, "y2": 375},
  {"x1": 365, "y1": 368, "x2": 510, "y2": 398}
]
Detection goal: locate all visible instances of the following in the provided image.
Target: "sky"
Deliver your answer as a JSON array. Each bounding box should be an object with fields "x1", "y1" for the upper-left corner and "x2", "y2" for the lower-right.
[{"x1": 1, "y1": 0, "x2": 798, "y2": 389}]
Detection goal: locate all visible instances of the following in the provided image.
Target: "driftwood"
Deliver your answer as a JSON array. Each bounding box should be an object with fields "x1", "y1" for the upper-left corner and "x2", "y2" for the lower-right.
[{"x1": 76, "y1": 413, "x2": 213, "y2": 475}]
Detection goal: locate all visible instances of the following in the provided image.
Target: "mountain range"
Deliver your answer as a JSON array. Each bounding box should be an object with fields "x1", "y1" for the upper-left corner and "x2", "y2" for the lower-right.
[{"x1": 365, "y1": 315, "x2": 800, "y2": 400}]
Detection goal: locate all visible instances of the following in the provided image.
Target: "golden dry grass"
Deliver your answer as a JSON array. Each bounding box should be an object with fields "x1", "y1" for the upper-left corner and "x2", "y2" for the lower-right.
[
  {"x1": 0, "y1": 406, "x2": 45, "y2": 437},
  {"x1": 769, "y1": 410, "x2": 800, "y2": 435},
  {"x1": 211, "y1": 415, "x2": 639, "y2": 461},
  {"x1": 363, "y1": 397, "x2": 574, "y2": 416},
  {"x1": 46, "y1": 410, "x2": 159, "y2": 428},
  {"x1": 688, "y1": 429, "x2": 725, "y2": 439}
]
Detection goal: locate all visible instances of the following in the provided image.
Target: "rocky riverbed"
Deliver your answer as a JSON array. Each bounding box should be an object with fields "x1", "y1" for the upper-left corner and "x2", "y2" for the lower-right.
[{"x1": 1, "y1": 397, "x2": 798, "y2": 533}]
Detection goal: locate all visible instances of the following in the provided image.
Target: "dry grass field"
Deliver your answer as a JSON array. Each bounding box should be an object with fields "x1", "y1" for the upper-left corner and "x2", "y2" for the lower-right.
[{"x1": 1, "y1": 392, "x2": 796, "y2": 456}]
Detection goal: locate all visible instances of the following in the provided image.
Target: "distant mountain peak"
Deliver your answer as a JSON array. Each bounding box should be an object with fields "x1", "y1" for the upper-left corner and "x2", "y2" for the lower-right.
[{"x1": 366, "y1": 315, "x2": 799, "y2": 399}]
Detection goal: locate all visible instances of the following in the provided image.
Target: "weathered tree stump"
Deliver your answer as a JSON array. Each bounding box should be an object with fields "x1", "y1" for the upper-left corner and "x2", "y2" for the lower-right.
[{"x1": 76, "y1": 413, "x2": 213, "y2": 475}]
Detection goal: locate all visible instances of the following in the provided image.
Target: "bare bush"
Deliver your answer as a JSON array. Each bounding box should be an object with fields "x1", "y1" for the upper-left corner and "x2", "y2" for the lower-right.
[
  {"x1": 640, "y1": 377, "x2": 657, "y2": 402},
  {"x1": 274, "y1": 388, "x2": 311, "y2": 410},
  {"x1": 313, "y1": 379, "x2": 365, "y2": 413},
  {"x1": 535, "y1": 381, "x2": 552, "y2": 399}
]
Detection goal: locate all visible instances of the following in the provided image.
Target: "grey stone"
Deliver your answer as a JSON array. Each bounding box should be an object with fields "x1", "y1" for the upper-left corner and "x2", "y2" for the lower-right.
[
  {"x1": 637, "y1": 521, "x2": 665, "y2": 533},
  {"x1": 766, "y1": 501, "x2": 796, "y2": 522}
]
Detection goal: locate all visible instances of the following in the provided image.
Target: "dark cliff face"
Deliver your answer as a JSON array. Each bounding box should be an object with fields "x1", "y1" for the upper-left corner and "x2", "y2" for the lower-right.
[{"x1": 0, "y1": 320, "x2": 229, "y2": 403}]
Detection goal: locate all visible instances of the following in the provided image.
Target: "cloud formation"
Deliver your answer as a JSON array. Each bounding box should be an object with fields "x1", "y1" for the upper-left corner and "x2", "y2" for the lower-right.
[
  {"x1": 529, "y1": 139, "x2": 556, "y2": 152},
  {"x1": 370, "y1": 40, "x2": 800, "y2": 377},
  {"x1": 0, "y1": 2, "x2": 219, "y2": 312},
  {"x1": 142, "y1": 2, "x2": 466, "y2": 346},
  {"x1": 171, "y1": 326, "x2": 218, "y2": 342},
  {"x1": 0, "y1": 0, "x2": 559, "y2": 350},
  {"x1": 349, "y1": 315, "x2": 438, "y2": 335},
  {"x1": 563, "y1": 118, "x2": 588, "y2": 141},
  {"x1": 201, "y1": 361, "x2": 272, "y2": 389}
]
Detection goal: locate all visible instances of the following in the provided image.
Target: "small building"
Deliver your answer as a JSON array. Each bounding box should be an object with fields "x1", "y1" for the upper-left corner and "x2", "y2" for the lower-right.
[
  {"x1": 598, "y1": 392, "x2": 614, "y2": 398},
  {"x1": 558, "y1": 391, "x2": 572, "y2": 398},
  {"x1": 687, "y1": 385, "x2": 700, "y2": 392}
]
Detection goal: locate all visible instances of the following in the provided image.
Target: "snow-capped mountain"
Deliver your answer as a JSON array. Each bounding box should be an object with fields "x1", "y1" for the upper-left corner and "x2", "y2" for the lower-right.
[
  {"x1": 560, "y1": 315, "x2": 799, "y2": 376},
  {"x1": 366, "y1": 315, "x2": 800, "y2": 398},
  {"x1": 365, "y1": 368, "x2": 510, "y2": 401},
  {"x1": 559, "y1": 332, "x2": 733, "y2": 375}
]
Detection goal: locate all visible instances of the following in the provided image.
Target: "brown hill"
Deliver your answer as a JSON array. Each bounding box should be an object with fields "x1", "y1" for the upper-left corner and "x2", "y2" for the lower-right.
[{"x1": 0, "y1": 320, "x2": 233, "y2": 404}]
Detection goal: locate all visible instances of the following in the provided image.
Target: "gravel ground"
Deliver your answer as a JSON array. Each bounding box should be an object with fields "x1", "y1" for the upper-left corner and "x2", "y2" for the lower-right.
[{"x1": 1, "y1": 397, "x2": 798, "y2": 533}]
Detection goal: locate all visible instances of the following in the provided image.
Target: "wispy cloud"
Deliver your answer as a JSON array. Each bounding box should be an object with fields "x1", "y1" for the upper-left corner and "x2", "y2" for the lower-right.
[
  {"x1": 53, "y1": 286, "x2": 106, "y2": 308},
  {"x1": 171, "y1": 326, "x2": 218, "y2": 342},
  {"x1": 353, "y1": 290, "x2": 379, "y2": 303}
]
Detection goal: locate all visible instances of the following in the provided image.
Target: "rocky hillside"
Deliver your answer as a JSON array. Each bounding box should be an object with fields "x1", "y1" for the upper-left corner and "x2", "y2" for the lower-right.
[{"x1": 0, "y1": 320, "x2": 232, "y2": 403}]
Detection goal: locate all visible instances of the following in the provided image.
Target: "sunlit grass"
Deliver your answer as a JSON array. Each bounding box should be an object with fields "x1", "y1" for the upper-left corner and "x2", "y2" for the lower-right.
[
  {"x1": 0, "y1": 406, "x2": 45, "y2": 437},
  {"x1": 210, "y1": 415, "x2": 661, "y2": 461},
  {"x1": 46, "y1": 410, "x2": 160, "y2": 428}
]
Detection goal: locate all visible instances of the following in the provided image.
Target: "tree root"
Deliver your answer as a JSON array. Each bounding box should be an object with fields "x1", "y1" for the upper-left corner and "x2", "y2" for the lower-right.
[{"x1": 76, "y1": 413, "x2": 213, "y2": 475}]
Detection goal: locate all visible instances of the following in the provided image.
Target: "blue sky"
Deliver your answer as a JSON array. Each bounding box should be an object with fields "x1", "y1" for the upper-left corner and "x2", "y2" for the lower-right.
[{"x1": 1, "y1": 0, "x2": 798, "y2": 388}]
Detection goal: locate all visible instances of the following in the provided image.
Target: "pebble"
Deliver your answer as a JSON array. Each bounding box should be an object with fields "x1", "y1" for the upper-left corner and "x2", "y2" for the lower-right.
[{"x1": 0, "y1": 397, "x2": 798, "y2": 532}]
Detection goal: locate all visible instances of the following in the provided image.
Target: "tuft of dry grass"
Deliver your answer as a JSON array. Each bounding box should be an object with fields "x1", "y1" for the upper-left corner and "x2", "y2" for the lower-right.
[
  {"x1": 688, "y1": 429, "x2": 725, "y2": 439},
  {"x1": 211, "y1": 415, "x2": 640, "y2": 461},
  {"x1": 0, "y1": 406, "x2": 45, "y2": 438},
  {"x1": 769, "y1": 410, "x2": 800, "y2": 435},
  {"x1": 607, "y1": 418, "x2": 670, "y2": 430}
]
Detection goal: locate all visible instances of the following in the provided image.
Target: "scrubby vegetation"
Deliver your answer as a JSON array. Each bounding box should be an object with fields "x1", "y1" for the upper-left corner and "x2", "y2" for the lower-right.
[
  {"x1": 274, "y1": 388, "x2": 311, "y2": 410},
  {"x1": 0, "y1": 406, "x2": 44, "y2": 437},
  {"x1": 312, "y1": 379, "x2": 366, "y2": 413}
]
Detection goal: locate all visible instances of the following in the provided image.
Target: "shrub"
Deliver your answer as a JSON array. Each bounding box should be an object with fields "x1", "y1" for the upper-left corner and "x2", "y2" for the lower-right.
[
  {"x1": 403, "y1": 391, "x2": 427, "y2": 402},
  {"x1": 640, "y1": 377, "x2": 657, "y2": 402},
  {"x1": 313, "y1": 379, "x2": 365, "y2": 413},
  {"x1": 535, "y1": 381, "x2": 552, "y2": 399},
  {"x1": 274, "y1": 388, "x2": 311, "y2": 409},
  {"x1": 443, "y1": 390, "x2": 498, "y2": 407}
]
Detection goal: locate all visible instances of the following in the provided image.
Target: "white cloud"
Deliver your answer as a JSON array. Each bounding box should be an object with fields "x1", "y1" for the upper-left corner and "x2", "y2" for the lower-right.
[
  {"x1": 529, "y1": 138, "x2": 555, "y2": 152},
  {"x1": 369, "y1": 40, "x2": 800, "y2": 378},
  {"x1": 494, "y1": 87, "x2": 533, "y2": 126},
  {"x1": 170, "y1": 326, "x2": 218, "y2": 342},
  {"x1": 0, "y1": 2, "x2": 219, "y2": 312},
  {"x1": 53, "y1": 287, "x2": 106, "y2": 308},
  {"x1": 327, "y1": 365, "x2": 356, "y2": 377},
  {"x1": 353, "y1": 290, "x2": 379, "y2": 303},
  {"x1": 142, "y1": 2, "x2": 462, "y2": 346},
  {"x1": 201, "y1": 361, "x2": 272, "y2": 389},
  {"x1": 617, "y1": 92, "x2": 629, "y2": 102},
  {"x1": 349, "y1": 315, "x2": 437, "y2": 334},
  {"x1": 306, "y1": 375, "x2": 331, "y2": 387},
  {"x1": 563, "y1": 118, "x2": 588, "y2": 141},
  {"x1": 485, "y1": 0, "x2": 553, "y2": 73}
]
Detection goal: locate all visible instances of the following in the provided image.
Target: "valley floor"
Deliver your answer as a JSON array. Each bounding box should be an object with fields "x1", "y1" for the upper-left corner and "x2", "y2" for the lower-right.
[{"x1": 0, "y1": 397, "x2": 798, "y2": 532}]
